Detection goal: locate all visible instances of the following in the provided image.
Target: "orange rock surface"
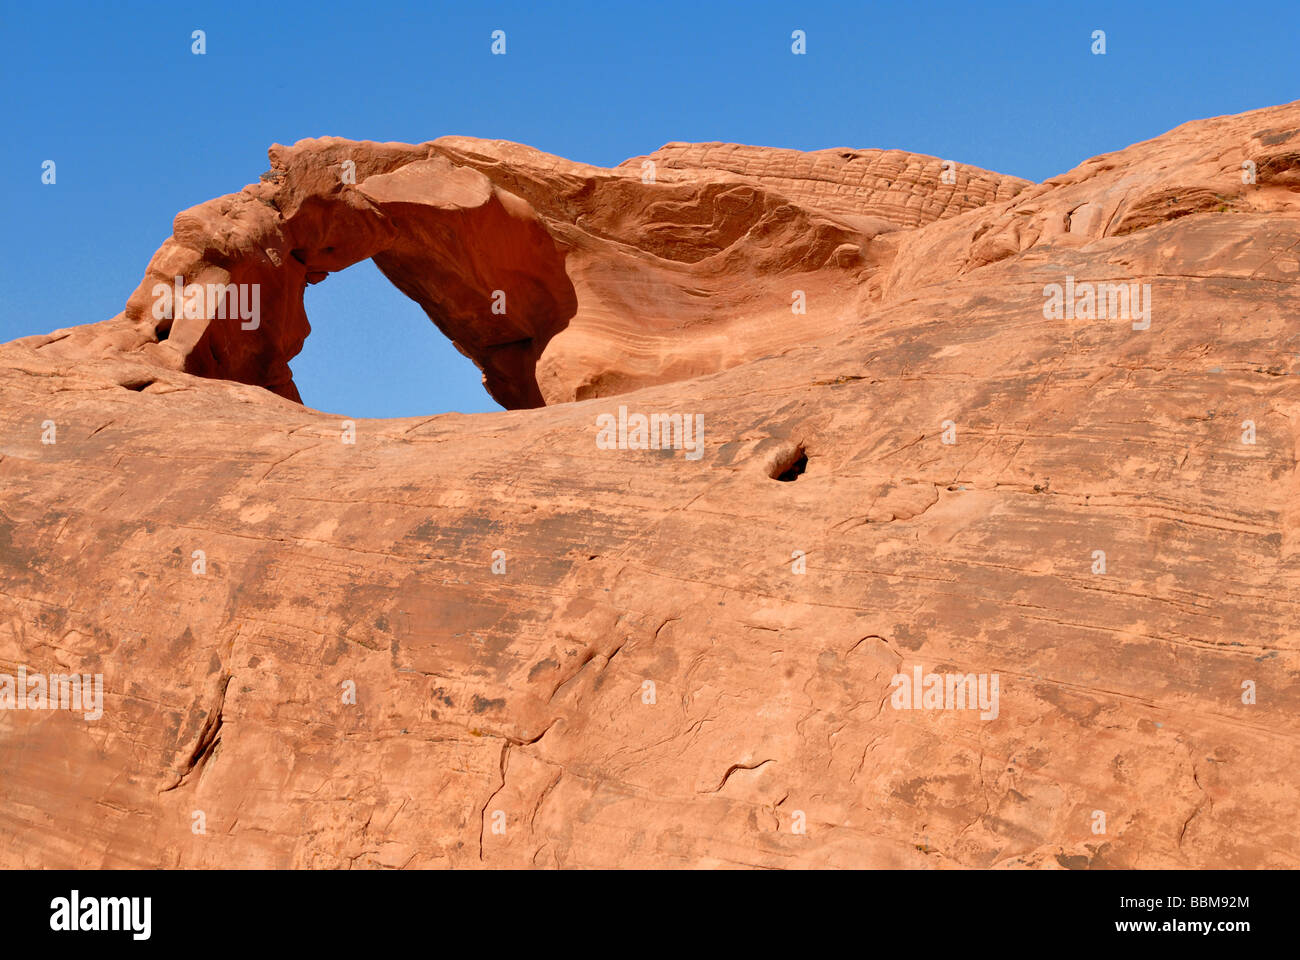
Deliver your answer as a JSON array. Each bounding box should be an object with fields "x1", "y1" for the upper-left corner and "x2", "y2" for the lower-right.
[{"x1": 1, "y1": 101, "x2": 1298, "y2": 868}]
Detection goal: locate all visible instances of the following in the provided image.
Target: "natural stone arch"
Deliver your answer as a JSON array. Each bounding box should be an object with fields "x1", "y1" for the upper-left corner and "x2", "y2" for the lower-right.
[
  {"x1": 122, "y1": 143, "x2": 577, "y2": 410},
  {"x1": 86, "y1": 134, "x2": 1031, "y2": 410}
]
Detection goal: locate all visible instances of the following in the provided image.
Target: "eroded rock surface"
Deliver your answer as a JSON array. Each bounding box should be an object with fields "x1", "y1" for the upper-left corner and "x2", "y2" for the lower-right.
[{"x1": 1, "y1": 101, "x2": 1298, "y2": 868}]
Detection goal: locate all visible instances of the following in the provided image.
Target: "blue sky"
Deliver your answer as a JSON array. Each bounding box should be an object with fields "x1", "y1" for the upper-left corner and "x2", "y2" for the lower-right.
[{"x1": 3, "y1": 0, "x2": 1296, "y2": 417}]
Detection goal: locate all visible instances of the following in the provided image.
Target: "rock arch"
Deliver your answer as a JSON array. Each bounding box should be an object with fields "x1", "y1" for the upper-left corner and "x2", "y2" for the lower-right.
[
  {"x1": 71, "y1": 135, "x2": 1031, "y2": 410},
  {"x1": 123, "y1": 142, "x2": 577, "y2": 410}
]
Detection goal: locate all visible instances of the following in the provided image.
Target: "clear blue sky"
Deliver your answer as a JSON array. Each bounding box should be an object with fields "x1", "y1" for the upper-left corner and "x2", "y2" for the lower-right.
[{"x1": 3, "y1": 1, "x2": 1296, "y2": 417}]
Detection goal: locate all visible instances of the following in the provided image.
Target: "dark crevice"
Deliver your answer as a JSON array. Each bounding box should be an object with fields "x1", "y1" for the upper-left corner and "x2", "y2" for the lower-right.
[
  {"x1": 701, "y1": 759, "x2": 775, "y2": 794},
  {"x1": 160, "y1": 675, "x2": 230, "y2": 792},
  {"x1": 773, "y1": 447, "x2": 808, "y2": 482}
]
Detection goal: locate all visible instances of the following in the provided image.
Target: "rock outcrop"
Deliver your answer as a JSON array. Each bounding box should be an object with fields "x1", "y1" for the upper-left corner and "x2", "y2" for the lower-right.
[
  {"x1": 1, "y1": 101, "x2": 1298, "y2": 868},
  {"x1": 24, "y1": 135, "x2": 1028, "y2": 409}
]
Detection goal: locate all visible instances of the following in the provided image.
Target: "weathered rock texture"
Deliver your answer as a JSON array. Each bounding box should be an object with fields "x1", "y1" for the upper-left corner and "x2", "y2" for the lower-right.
[{"x1": 2, "y1": 102, "x2": 1299, "y2": 868}]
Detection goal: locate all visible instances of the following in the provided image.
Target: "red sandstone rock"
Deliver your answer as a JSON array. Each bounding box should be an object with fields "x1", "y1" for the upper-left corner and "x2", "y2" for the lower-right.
[{"x1": 1, "y1": 101, "x2": 1299, "y2": 868}]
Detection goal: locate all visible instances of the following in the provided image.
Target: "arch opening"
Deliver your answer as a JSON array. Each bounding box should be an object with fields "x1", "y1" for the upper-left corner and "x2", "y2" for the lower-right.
[{"x1": 295, "y1": 258, "x2": 503, "y2": 417}]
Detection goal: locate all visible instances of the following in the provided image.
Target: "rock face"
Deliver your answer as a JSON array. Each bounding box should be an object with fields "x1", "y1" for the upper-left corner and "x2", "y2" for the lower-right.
[{"x1": 2, "y1": 102, "x2": 1299, "y2": 868}]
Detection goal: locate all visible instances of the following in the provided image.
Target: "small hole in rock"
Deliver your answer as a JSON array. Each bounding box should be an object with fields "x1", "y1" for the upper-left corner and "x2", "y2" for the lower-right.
[{"x1": 774, "y1": 448, "x2": 808, "y2": 482}]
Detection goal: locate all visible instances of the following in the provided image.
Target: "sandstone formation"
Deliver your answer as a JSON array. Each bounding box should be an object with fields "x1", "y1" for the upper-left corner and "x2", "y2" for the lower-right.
[
  {"x1": 1, "y1": 101, "x2": 1298, "y2": 868},
  {"x1": 30, "y1": 136, "x2": 1029, "y2": 409}
]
